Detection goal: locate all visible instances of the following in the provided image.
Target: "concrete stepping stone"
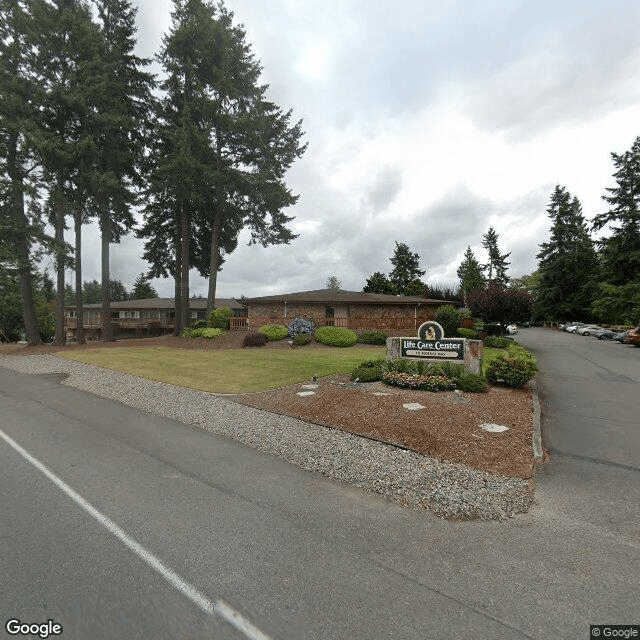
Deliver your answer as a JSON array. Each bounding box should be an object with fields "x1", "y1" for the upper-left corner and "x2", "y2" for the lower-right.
[
  {"x1": 297, "y1": 391, "x2": 316, "y2": 397},
  {"x1": 372, "y1": 392, "x2": 392, "y2": 396},
  {"x1": 480, "y1": 423, "x2": 509, "y2": 433},
  {"x1": 301, "y1": 384, "x2": 319, "y2": 390},
  {"x1": 403, "y1": 403, "x2": 425, "y2": 411}
]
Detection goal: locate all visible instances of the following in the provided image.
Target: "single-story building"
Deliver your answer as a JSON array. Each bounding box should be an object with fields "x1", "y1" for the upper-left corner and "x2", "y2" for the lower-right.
[
  {"x1": 64, "y1": 297, "x2": 244, "y2": 341},
  {"x1": 234, "y1": 289, "x2": 461, "y2": 335}
]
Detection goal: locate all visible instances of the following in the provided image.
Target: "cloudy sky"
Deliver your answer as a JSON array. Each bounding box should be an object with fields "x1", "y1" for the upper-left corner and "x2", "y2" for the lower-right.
[{"x1": 62, "y1": 0, "x2": 640, "y2": 298}]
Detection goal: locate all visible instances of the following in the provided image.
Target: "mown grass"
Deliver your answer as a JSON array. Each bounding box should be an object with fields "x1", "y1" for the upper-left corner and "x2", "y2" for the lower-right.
[{"x1": 61, "y1": 346, "x2": 386, "y2": 394}]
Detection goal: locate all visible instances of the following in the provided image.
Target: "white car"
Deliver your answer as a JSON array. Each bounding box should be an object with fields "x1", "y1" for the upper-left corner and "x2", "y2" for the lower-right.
[
  {"x1": 506, "y1": 324, "x2": 518, "y2": 334},
  {"x1": 576, "y1": 324, "x2": 601, "y2": 336}
]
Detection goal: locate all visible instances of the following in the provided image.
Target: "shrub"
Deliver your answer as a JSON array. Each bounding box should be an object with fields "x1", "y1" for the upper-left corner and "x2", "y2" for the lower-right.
[
  {"x1": 457, "y1": 328, "x2": 479, "y2": 340},
  {"x1": 314, "y1": 326, "x2": 358, "y2": 347},
  {"x1": 383, "y1": 372, "x2": 456, "y2": 392},
  {"x1": 181, "y1": 327, "x2": 223, "y2": 339},
  {"x1": 288, "y1": 317, "x2": 314, "y2": 337},
  {"x1": 484, "y1": 336, "x2": 512, "y2": 348},
  {"x1": 456, "y1": 373, "x2": 487, "y2": 393},
  {"x1": 351, "y1": 358, "x2": 386, "y2": 382},
  {"x1": 486, "y1": 346, "x2": 538, "y2": 388},
  {"x1": 481, "y1": 322, "x2": 503, "y2": 337},
  {"x1": 242, "y1": 332, "x2": 268, "y2": 348},
  {"x1": 208, "y1": 307, "x2": 233, "y2": 330},
  {"x1": 435, "y1": 305, "x2": 462, "y2": 337},
  {"x1": 259, "y1": 324, "x2": 289, "y2": 341},
  {"x1": 293, "y1": 333, "x2": 311, "y2": 346},
  {"x1": 193, "y1": 319, "x2": 207, "y2": 329},
  {"x1": 358, "y1": 330, "x2": 388, "y2": 345}
]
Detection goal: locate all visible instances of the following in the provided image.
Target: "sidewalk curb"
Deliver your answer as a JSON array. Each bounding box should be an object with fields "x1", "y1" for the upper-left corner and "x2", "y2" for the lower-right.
[{"x1": 530, "y1": 379, "x2": 544, "y2": 461}]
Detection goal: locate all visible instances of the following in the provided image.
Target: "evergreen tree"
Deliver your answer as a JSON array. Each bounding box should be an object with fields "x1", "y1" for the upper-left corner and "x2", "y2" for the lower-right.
[
  {"x1": 481, "y1": 227, "x2": 510, "y2": 287},
  {"x1": 0, "y1": 0, "x2": 50, "y2": 344},
  {"x1": 362, "y1": 271, "x2": 395, "y2": 295},
  {"x1": 139, "y1": 0, "x2": 305, "y2": 335},
  {"x1": 82, "y1": 279, "x2": 102, "y2": 304},
  {"x1": 31, "y1": 0, "x2": 102, "y2": 344},
  {"x1": 456, "y1": 246, "x2": 485, "y2": 301},
  {"x1": 109, "y1": 279, "x2": 129, "y2": 302},
  {"x1": 535, "y1": 186, "x2": 598, "y2": 321},
  {"x1": 592, "y1": 136, "x2": 640, "y2": 286},
  {"x1": 131, "y1": 273, "x2": 158, "y2": 299},
  {"x1": 325, "y1": 275, "x2": 342, "y2": 291},
  {"x1": 91, "y1": 0, "x2": 155, "y2": 340},
  {"x1": 389, "y1": 242, "x2": 425, "y2": 294}
]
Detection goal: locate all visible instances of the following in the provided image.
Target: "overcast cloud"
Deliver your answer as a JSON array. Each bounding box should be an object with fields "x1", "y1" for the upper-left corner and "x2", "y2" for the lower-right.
[{"x1": 59, "y1": 0, "x2": 640, "y2": 298}]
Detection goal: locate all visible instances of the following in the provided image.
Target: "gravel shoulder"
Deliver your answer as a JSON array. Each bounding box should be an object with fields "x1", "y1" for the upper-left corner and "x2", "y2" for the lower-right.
[{"x1": 0, "y1": 341, "x2": 536, "y2": 520}]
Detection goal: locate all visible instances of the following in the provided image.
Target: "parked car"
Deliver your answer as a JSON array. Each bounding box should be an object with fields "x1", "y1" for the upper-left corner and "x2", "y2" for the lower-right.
[
  {"x1": 626, "y1": 324, "x2": 640, "y2": 347},
  {"x1": 596, "y1": 328, "x2": 615, "y2": 340},
  {"x1": 576, "y1": 324, "x2": 602, "y2": 336},
  {"x1": 565, "y1": 322, "x2": 586, "y2": 333},
  {"x1": 506, "y1": 324, "x2": 519, "y2": 334}
]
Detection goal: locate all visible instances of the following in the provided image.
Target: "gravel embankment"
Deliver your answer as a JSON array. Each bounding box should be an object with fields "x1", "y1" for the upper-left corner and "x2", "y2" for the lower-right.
[{"x1": 0, "y1": 354, "x2": 534, "y2": 520}]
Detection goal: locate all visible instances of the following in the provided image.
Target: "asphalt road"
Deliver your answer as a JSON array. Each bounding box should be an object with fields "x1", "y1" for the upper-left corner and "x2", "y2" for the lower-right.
[{"x1": 1, "y1": 330, "x2": 639, "y2": 640}]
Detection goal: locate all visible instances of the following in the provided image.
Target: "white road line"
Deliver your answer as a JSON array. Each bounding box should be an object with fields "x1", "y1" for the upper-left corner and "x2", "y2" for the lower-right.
[{"x1": 0, "y1": 428, "x2": 273, "y2": 640}]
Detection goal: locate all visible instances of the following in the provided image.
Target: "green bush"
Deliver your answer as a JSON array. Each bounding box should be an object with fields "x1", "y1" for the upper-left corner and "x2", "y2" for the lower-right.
[
  {"x1": 482, "y1": 322, "x2": 502, "y2": 336},
  {"x1": 358, "y1": 330, "x2": 388, "y2": 345},
  {"x1": 456, "y1": 373, "x2": 487, "y2": 393},
  {"x1": 182, "y1": 327, "x2": 223, "y2": 339},
  {"x1": 242, "y1": 332, "x2": 268, "y2": 348},
  {"x1": 382, "y1": 372, "x2": 456, "y2": 392},
  {"x1": 486, "y1": 346, "x2": 538, "y2": 388},
  {"x1": 314, "y1": 326, "x2": 358, "y2": 347},
  {"x1": 193, "y1": 319, "x2": 207, "y2": 328},
  {"x1": 457, "y1": 327, "x2": 479, "y2": 340},
  {"x1": 484, "y1": 336, "x2": 512, "y2": 348},
  {"x1": 435, "y1": 305, "x2": 462, "y2": 337},
  {"x1": 259, "y1": 324, "x2": 289, "y2": 341},
  {"x1": 293, "y1": 333, "x2": 312, "y2": 346},
  {"x1": 351, "y1": 358, "x2": 386, "y2": 382},
  {"x1": 208, "y1": 307, "x2": 233, "y2": 330}
]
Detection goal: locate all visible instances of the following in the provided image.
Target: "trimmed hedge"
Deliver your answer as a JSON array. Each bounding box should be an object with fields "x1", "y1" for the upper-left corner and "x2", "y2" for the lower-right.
[
  {"x1": 259, "y1": 324, "x2": 289, "y2": 341},
  {"x1": 314, "y1": 326, "x2": 358, "y2": 347},
  {"x1": 484, "y1": 336, "x2": 512, "y2": 348},
  {"x1": 358, "y1": 330, "x2": 388, "y2": 345}
]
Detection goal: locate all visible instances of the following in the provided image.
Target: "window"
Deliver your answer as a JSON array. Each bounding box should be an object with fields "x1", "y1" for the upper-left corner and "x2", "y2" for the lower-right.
[{"x1": 325, "y1": 306, "x2": 335, "y2": 318}]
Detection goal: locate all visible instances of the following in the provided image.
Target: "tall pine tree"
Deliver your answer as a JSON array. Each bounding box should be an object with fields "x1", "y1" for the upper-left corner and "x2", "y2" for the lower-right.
[
  {"x1": 389, "y1": 242, "x2": 425, "y2": 294},
  {"x1": 481, "y1": 226, "x2": 510, "y2": 287},
  {"x1": 456, "y1": 245, "x2": 485, "y2": 302},
  {"x1": 92, "y1": 0, "x2": 155, "y2": 340},
  {"x1": 592, "y1": 136, "x2": 640, "y2": 286},
  {"x1": 535, "y1": 185, "x2": 597, "y2": 321}
]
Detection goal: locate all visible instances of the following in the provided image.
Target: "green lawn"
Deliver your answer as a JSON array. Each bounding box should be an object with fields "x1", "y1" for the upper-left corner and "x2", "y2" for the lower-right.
[{"x1": 61, "y1": 346, "x2": 386, "y2": 394}]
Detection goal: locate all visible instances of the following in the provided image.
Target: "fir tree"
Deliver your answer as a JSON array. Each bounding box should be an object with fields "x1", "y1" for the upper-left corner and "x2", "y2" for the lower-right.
[
  {"x1": 91, "y1": 0, "x2": 155, "y2": 340},
  {"x1": 389, "y1": 242, "x2": 425, "y2": 294},
  {"x1": 456, "y1": 246, "x2": 485, "y2": 301},
  {"x1": 362, "y1": 271, "x2": 395, "y2": 295},
  {"x1": 131, "y1": 273, "x2": 158, "y2": 299},
  {"x1": 592, "y1": 136, "x2": 640, "y2": 286},
  {"x1": 481, "y1": 227, "x2": 510, "y2": 287},
  {"x1": 0, "y1": 0, "x2": 49, "y2": 344},
  {"x1": 535, "y1": 186, "x2": 598, "y2": 321}
]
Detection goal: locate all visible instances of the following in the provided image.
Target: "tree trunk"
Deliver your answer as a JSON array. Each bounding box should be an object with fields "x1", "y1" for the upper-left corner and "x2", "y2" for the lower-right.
[
  {"x1": 173, "y1": 221, "x2": 182, "y2": 336},
  {"x1": 100, "y1": 209, "x2": 113, "y2": 341},
  {"x1": 179, "y1": 206, "x2": 190, "y2": 332},
  {"x1": 206, "y1": 207, "x2": 222, "y2": 317},
  {"x1": 8, "y1": 138, "x2": 42, "y2": 345},
  {"x1": 54, "y1": 178, "x2": 65, "y2": 346},
  {"x1": 74, "y1": 207, "x2": 85, "y2": 344}
]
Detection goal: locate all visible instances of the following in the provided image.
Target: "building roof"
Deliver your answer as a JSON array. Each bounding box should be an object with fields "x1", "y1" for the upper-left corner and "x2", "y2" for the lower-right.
[
  {"x1": 65, "y1": 297, "x2": 243, "y2": 310},
  {"x1": 242, "y1": 289, "x2": 459, "y2": 306}
]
